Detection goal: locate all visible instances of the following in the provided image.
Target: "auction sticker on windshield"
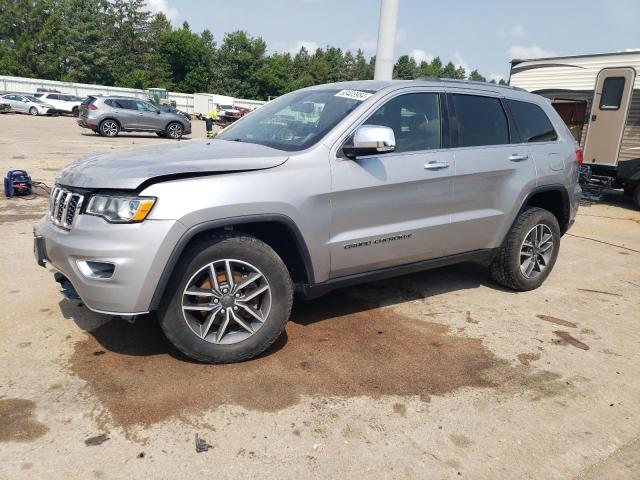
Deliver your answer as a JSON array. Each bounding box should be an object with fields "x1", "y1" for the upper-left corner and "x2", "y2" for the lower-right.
[{"x1": 334, "y1": 89, "x2": 373, "y2": 101}]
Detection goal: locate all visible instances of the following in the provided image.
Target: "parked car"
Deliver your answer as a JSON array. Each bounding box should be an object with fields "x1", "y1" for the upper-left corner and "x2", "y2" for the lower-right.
[
  {"x1": 158, "y1": 103, "x2": 191, "y2": 121},
  {"x1": 34, "y1": 92, "x2": 84, "y2": 116},
  {"x1": 217, "y1": 104, "x2": 241, "y2": 124},
  {"x1": 34, "y1": 79, "x2": 581, "y2": 363},
  {"x1": 77, "y1": 95, "x2": 191, "y2": 138},
  {"x1": 1, "y1": 93, "x2": 57, "y2": 116}
]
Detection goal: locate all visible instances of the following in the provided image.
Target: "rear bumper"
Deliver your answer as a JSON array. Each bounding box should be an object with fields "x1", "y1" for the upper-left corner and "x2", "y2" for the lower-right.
[
  {"x1": 77, "y1": 118, "x2": 97, "y2": 129},
  {"x1": 34, "y1": 215, "x2": 186, "y2": 315}
]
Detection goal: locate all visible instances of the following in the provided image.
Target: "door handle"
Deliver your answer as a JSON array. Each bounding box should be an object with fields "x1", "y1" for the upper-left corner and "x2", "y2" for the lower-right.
[
  {"x1": 508, "y1": 154, "x2": 529, "y2": 162},
  {"x1": 424, "y1": 161, "x2": 450, "y2": 170}
]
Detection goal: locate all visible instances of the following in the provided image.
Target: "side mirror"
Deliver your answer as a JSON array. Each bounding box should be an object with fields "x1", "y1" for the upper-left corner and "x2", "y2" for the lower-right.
[{"x1": 343, "y1": 125, "x2": 396, "y2": 158}]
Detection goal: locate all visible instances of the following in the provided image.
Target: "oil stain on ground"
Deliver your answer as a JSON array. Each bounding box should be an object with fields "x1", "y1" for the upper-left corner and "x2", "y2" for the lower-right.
[
  {"x1": 0, "y1": 398, "x2": 49, "y2": 442},
  {"x1": 69, "y1": 290, "x2": 568, "y2": 431}
]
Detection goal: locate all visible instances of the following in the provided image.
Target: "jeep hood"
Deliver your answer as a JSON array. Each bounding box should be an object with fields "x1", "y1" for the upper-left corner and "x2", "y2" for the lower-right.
[{"x1": 55, "y1": 139, "x2": 289, "y2": 190}]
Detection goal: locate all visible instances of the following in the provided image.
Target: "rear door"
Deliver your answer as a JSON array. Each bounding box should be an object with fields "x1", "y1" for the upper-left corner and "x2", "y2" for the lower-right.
[
  {"x1": 329, "y1": 90, "x2": 456, "y2": 277},
  {"x1": 446, "y1": 90, "x2": 536, "y2": 253},
  {"x1": 583, "y1": 67, "x2": 636, "y2": 166}
]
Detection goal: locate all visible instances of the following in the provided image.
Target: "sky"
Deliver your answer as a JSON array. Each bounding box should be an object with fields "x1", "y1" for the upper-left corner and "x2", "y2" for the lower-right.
[{"x1": 147, "y1": 0, "x2": 640, "y2": 81}]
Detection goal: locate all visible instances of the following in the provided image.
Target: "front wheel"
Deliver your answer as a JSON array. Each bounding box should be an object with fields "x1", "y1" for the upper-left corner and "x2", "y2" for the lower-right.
[
  {"x1": 165, "y1": 122, "x2": 183, "y2": 139},
  {"x1": 490, "y1": 207, "x2": 561, "y2": 291},
  {"x1": 159, "y1": 234, "x2": 293, "y2": 363},
  {"x1": 29, "y1": 107, "x2": 38, "y2": 116}
]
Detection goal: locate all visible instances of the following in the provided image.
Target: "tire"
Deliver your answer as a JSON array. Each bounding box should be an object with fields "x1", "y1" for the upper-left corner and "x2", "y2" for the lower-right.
[
  {"x1": 490, "y1": 207, "x2": 561, "y2": 291},
  {"x1": 165, "y1": 121, "x2": 183, "y2": 139},
  {"x1": 99, "y1": 119, "x2": 120, "y2": 137},
  {"x1": 72, "y1": 107, "x2": 79, "y2": 117},
  {"x1": 159, "y1": 233, "x2": 293, "y2": 363},
  {"x1": 633, "y1": 185, "x2": 640, "y2": 210},
  {"x1": 29, "y1": 107, "x2": 38, "y2": 116}
]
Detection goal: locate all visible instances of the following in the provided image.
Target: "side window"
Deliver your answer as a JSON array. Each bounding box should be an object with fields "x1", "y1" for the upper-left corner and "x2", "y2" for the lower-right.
[
  {"x1": 600, "y1": 77, "x2": 625, "y2": 110},
  {"x1": 115, "y1": 99, "x2": 137, "y2": 110},
  {"x1": 104, "y1": 99, "x2": 114, "y2": 107},
  {"x1": 363, "y1": 93, "x2": 441, "y2": 153},
  {"x1": 137, "y1": 101, "x2": 158, "y2": 112},
  {"x1": 507, "y1": 99, "x2": 558, "y2": 143},
  {"x1": 451, "y1": 94, "x2": 509, "y2": 147}
]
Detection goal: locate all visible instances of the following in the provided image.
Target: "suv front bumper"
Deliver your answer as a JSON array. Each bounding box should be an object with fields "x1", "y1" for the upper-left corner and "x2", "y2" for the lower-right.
[{"x1": 34, "y1": 214, "x2": 186, "y2": 315}]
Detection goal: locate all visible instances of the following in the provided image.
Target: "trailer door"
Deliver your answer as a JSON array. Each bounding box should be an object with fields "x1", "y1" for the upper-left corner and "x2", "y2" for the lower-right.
[{"x1": 584, "y1": 67, "x2": 635, "y2": 166}]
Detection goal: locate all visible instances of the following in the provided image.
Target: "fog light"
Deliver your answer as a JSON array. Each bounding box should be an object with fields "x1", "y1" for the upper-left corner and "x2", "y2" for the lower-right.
[{"x1": 76, "y1": 260, "x2": 115, "y2": 279}]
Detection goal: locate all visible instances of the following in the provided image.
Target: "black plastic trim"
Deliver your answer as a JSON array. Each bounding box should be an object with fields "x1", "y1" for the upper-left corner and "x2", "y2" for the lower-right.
[
  {"x1": 298, "y1": 249, "x2": 496, "y2": 300},
  {"x1": 519, "y1": 184, "x2": 571, "y2": 233},
  {"x1": 148, "y1": 214, "x2": 315, "y2": 311}
]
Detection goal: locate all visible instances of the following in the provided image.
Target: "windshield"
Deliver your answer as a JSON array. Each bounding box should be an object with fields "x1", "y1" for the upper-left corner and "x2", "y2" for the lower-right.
[{"x1": 216, "y1": 88, "x2": 372, "y2": 151}]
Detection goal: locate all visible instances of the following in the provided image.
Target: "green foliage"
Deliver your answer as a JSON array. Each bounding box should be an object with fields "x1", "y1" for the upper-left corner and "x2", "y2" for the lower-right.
[{"x1": 0, "y1": 0, "x2": 500, "y2": 98}]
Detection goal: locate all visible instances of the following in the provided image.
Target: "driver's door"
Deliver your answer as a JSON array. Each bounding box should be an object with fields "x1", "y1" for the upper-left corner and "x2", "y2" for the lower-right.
[{"x1": 328, "y1": 91, "x2": 456, "y2": 278}]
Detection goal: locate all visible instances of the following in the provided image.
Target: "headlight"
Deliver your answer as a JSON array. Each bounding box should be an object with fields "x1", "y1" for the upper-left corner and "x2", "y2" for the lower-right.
[{"x1": 85, "y1": 195, "x2": 156, "y2": 223}]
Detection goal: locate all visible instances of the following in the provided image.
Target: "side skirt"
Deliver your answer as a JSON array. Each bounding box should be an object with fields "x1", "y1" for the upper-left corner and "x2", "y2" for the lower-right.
[{"x1": 297, "y1": 249, "x2": 497, "y2": 299}]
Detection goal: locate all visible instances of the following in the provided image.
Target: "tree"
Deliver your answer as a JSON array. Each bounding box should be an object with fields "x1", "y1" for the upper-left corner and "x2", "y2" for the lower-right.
[
  {"x1": 418, "y1": 56, "x2": 442, "y2": 78},
  {"x1": 253, "y1": 53, "x2": 293, "y2": 98},
  {"x1": 468, "y1": 69, "x2": 486, "y2": 82},
  {"x1": 393, "y1": 55, "x2": 417, "y2": 79},
  {"x1": 211, "y1": 30, "x2": 266, "y2": 97}
]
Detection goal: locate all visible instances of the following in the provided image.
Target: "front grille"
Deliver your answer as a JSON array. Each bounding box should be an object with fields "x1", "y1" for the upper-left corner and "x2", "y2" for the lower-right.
[{"x1": 49, "y1": 186, "x2": 84, "y2": 230}]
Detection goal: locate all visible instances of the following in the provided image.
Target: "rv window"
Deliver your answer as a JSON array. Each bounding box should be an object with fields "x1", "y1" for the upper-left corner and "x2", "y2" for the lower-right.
[
  {"x1": 600, "y1": 77, "x2": 625, "y2": 110},
  {"x1": 507, "y1": 99, "x2": 558, "y2": 143},
  {"x1": 451, "y1": 94, "x2": 509, "y2": 147}
]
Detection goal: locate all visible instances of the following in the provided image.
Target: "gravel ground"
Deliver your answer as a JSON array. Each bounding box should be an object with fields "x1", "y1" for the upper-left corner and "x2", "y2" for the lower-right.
[{"x1": 0, "y1": 114, "x2": 639, "y2": 479}]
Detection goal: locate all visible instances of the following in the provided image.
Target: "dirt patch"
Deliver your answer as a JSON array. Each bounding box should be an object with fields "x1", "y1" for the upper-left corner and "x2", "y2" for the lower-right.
[
  {"x1": 0, "y1": 214, "x2": 44, "y2": 223},
  {"x1": 0, "y1": 398, "x2": 49, "y2": 442},
  {"x1": 553, "y1": 331, "x2": 590, "y2": 351},
  {"x1": 69, "y1": 291, "x2": 567, "y2": 433},
  {"x1": 85, "y1": 434, "x2": 109, "y2": 446},
  {"x1": 449, "y1": 433, "x2": 473, "y2": 448},
  {"x1": 536, "y1": 314, "x2": 577, "y2": 328},
  {"x1": 517, "y1": 353, "x2": 541, "y2": 366}
]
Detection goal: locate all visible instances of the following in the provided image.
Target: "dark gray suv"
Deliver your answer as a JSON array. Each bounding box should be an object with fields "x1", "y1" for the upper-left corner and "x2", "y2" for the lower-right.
[{"x1": 78, "y1": 95, "x2": 191, "y2": 139}]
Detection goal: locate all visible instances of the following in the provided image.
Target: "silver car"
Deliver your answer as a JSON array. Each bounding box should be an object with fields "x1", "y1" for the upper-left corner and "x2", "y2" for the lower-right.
[
  {"x1": 1, "y1": 93, "x2": 57, "y2": 116},
  {"x1": 35, "y1": 79, "x2": 581, "y2": 363},
  {"x1": 78, "y1": 95, "x2": 191, "y2": 139}
]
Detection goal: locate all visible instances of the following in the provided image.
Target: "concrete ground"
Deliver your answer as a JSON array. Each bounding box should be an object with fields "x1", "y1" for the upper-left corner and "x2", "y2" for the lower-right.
[{"x1": 0, "y1": 114, "x2": 639, "y2": 479}]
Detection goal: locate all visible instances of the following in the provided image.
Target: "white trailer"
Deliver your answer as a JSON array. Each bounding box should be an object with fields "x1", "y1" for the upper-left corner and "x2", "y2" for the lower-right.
[
  {"x1": 193, "y1": 93, "x2": 235, "y2": 118},
  {"x1": 509, "y1": 51, "x2": 640, "y2": 206}
]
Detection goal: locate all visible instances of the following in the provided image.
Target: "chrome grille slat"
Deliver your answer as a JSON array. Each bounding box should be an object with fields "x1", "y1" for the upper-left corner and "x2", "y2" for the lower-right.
[{"x1": 49, "y1": 186, "x2": 84, "y2": 230}]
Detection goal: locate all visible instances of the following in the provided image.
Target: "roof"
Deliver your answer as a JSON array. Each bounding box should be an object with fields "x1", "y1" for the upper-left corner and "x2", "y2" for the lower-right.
[
  {"x1": 511, "y1": 50, "x2": 640, "y2": 66},
  {"x1": 305, "y1": 78, "x2": 526, "y2": 95}
]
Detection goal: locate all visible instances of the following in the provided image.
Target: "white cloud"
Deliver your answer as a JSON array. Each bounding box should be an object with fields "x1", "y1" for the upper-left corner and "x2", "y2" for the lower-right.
[
  {"x1": 508, "y1": 44, "x2": 556, "y2": 60},
  {"x1": 497, "y1": 24, "x2": 527, "y2": 39},
  {"x1": 489, "y1": 72, "x2": 505, "y2": 82},
  {"x1": 351, "y1": 33, "x2": 377, "y2": 53},
  {"x1": 453, "y1": 52, "x2": 469, "y2": 73},
  {"x1": 285, "y1": 40, "x2": 319, "y2": 54},
  {"x1": 146, "y1": 0, "x2": 178, "y2": 21},
  {"x1": 409, "y1": 49, "x2": 433, "y2": 64}
]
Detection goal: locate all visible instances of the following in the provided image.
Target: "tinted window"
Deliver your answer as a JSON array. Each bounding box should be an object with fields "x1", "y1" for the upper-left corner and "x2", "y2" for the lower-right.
[
  {"x1": 114, "y1": 99, "x2": 138, "y2": 110},
  {"x1": 364, "y1": 93, "x2": 441, "y2": 153},
  {"x1": 507, "y1": 99, "x2": 557, "y2": 143},
  {"x1": 82, "y1": 97, "x2": 96, "y2": 106},
  {"x1": 33, "y1": 93, "x2": 44, "y2": 98},
  {"x1": 600, "y1": 77, "x2": 625, "y2": 110},
  {"x1": 452, "y1": 94, "x2": 509, "y2": 147}
]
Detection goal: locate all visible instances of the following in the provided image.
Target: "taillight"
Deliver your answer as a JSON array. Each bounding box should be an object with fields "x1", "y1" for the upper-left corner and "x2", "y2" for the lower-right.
[
  {"x1": 85, "y1": 103, "x2": 97, "y2": 110},
  {"x1": 575, "y1": 149, "x2": 583, "y2": 166}
]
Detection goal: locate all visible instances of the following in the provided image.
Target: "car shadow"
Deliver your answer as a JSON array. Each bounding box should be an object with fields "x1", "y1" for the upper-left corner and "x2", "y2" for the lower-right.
[
  {"x1": 79, "y1": 132, "x2": 193, "y2": 140},
  {"x1": 58, "y1": 261, "x2": 505, "y2": 362},
  {"x1": 584, "y1": 189, "x2": 638, "y2": 212}
]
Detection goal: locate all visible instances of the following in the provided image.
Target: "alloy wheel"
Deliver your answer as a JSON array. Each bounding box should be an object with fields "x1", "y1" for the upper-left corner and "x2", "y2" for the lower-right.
[
  {"x1": 167, "y1": 123, "x2": 183, "y2": 139},
  {"x1": 519, "y1": 224, "x2": 554, "y2": 279},
  {"x1": 101, "y1": 120, "x2": 118, "y2": 137},
  {"x1": 29, "y1": 107, "x2": 38, "y2": 116},
  {"x1": 181, "y1": 259, "x2": 272, "y2": 344}
]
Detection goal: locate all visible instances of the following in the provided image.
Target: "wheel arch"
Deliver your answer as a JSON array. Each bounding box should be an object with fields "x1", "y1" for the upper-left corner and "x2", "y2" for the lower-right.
[
  {"x1": 148, "y1": 214, "x2": 314, "y2": 311},
  {"x1": 519, "y1": 185, "x2": 571, "y2": 234}
]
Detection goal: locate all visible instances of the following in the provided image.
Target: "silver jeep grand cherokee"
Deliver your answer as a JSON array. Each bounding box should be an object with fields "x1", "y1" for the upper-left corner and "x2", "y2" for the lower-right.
[{"x1": 34, "y1": 79, "x2": 581, "y2": 363}]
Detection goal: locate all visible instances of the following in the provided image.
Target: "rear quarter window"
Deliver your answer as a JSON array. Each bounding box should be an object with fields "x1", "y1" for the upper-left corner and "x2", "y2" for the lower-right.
[{"x1": 507, "y1": 99, "x2": 558, "y2": 143}]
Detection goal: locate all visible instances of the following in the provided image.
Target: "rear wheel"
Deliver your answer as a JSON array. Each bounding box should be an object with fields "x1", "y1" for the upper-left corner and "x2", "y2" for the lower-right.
[
  {"x1": 490, "y1": 207, "x2": 561, "y2": 291},
  {"x1": 29, "y1": 107, "x2": 38, "y2": 116},
  {"x1": 72, "y1": 107, "x2": 79, "y2": 117},
  {"x1": 159, "y1": 234, "x2": 293, "y2": 363},
  {"x1": 633, "y1": 185, "x2": 640, "y2": 210},
  {"x1": 99, "y1": 119, "x2": 120, "y2": 137},
  {"x1": 166, "y1": 122, "x2": 183, "y2": 139}
]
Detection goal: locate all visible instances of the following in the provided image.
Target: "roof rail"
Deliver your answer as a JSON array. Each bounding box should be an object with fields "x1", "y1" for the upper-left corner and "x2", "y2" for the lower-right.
[{"x1": 414, "y1": 77, "x2": 525, "y2": 92}]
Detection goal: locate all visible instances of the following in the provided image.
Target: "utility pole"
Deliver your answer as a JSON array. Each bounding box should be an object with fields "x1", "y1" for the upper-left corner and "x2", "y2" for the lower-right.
[{"x1": 373, "y1": 0, "x2": 400, "y2": 80}]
